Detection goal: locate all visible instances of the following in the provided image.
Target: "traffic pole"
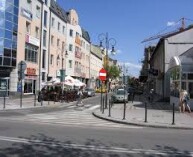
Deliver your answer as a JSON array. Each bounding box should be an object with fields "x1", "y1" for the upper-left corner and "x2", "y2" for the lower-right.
[{"x1": 172, "y1": 103, "x2": 175, "y2": 125}]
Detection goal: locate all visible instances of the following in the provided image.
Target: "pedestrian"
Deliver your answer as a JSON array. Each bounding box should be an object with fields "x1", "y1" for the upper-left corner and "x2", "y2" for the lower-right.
[
  {"x1": 76, "y1": 87, "x2": 83, "y2": 106},
  {"x1": 149, "y1": 88, "x2": 154, "y2": 103},
  {"x1": 179, "y1": 89, "x2": 185, "y2": 113},
  {"x1": 182, "y1": 90, "x2": 191, "y2": 113}
]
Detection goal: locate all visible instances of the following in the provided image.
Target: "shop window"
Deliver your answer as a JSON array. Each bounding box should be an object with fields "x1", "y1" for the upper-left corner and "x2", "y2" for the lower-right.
[{"x1": 24, "y1": 79, "x2": 33, "y2": 93}]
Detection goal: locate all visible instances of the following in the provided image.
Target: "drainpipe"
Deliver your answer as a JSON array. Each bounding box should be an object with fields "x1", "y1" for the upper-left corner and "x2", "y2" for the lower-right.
[
  {"x1": 47, "y1": 8, "x2": 52, "y2": 81},
  {"x1": 38, "y1": 1, "x2": 43, "y2": 91}
]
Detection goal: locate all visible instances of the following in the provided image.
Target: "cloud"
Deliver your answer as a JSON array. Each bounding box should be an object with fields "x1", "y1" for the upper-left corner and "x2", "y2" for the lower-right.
[
  {"x1": 167, "y1": 21, "x2": 176, "y2": 27},
  {"x1": 118, "y1": 61, "x2": 142, "y2": 77}
]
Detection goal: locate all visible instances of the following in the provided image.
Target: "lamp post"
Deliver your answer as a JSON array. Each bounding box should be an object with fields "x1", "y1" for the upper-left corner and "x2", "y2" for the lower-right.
[{"x1": 98, "y1": 33, "x2": 116, "y2": 108}]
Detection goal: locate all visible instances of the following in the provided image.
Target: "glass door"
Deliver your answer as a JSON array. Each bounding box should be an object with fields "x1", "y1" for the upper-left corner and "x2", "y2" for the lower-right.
[{"x1": 0, "y1": 78, "x2": 9, "y2": 97}]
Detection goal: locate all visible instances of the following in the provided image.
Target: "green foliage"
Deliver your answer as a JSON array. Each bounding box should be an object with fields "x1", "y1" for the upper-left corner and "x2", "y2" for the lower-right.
[{"x1": 108, "y1": 65, "x2": 120, "y2": 79}]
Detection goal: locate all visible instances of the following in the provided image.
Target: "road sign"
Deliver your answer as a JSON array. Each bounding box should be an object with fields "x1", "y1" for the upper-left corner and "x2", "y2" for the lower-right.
[
  {"x1": 99, "y1": 68, "x2": 107, "y2": 81},
  {"x1": 18, "y1": 61, "x2": 27, "y2": 72}
]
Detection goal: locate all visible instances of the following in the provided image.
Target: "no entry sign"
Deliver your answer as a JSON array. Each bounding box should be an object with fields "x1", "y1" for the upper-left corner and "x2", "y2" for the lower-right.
[{"x1": 99, "y1": 68, "x2": 107, "y2": 81}]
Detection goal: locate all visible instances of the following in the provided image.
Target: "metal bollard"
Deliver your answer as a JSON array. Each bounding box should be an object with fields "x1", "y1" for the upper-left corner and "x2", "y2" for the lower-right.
[
  {"x1": 172, "y1": 103, "x2": 175, "y2": 125},
  {"x1": 3, "y1": 93, "x2": 6, "y2": 109},
  {"x1": 108, "y1": 99, "x2": 111, "y2": 117},
  {"x1": 34, "y1": 94, "x2": 36, "y2": 107},
  {"x1": 41, "y1": 95, "x2": 43, "y2": 106},
  {"x1": 123, "y1": 100, "x2": 126, "y2": 120},
  {"x1": 102, "y1": 96, "x2": 105, "y2": 114},
  {"x1": 144, "y1": 102, "x2": 147, "y2": 123}
]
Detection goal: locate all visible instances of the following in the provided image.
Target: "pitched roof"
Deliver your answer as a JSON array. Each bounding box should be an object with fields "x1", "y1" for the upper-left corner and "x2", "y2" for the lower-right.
[
  {"x1": 50, "y1": 0, "x2": 69, "y2": 23},
  {"x1": 81, "y1": 28, "x2": 90, "y2": 42}
]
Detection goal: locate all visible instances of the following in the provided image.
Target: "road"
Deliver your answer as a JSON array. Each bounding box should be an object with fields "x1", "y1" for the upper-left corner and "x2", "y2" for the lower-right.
[{"x1": 0, "y1": 94, "x2": 192, "y2": 157}]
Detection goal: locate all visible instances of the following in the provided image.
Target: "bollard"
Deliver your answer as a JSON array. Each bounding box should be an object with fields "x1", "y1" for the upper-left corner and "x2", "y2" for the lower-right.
[
  {"x1": 41, "y1": 95, "x2": 43, "y2": 106},
  {"x1": 3, "y1": 93, "x2": 6, "y2": 109},
  {"x1": 123, "y1": 100, "x2": 126, "y2": 120},
  {"x1": 172, "y1": 103, "x2": 175, "y2": 125},
  {"x1": 144, "y1": 102, "x2": 147, "y2": 123},
  {"x1": 34, "y1": 94, "x2": 36, "y2": 107},
  {"x1": 108, "y1": 99, "x2": 111, "y2": 117},
  {"x1": 102, "y1": 96, "x2": 105, "y2": 114},
  {"x1": 105, "y1": 94, "x2": 108, "y2": 109}
]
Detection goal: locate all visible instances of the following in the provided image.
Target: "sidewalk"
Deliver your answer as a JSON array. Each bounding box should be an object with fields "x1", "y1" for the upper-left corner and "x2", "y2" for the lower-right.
[
  {"x1": 0, "y1": 96, "x2": 74, "y2": 111},
  {"x1": 93, "y1": 99, "x2": 193, "y2": 130}
]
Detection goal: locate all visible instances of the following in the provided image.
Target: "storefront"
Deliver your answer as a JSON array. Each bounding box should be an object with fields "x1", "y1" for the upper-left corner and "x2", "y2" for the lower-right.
[
  {"x1": 169, "y1": 47, "x2": 193, "y2": 108},
  {"x1": 24, "y1": 68, "x2": 37, "y2": 94}
]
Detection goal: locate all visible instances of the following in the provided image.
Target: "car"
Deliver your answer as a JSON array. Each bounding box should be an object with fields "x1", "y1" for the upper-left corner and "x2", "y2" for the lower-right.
[
  {"x1": 84, "y1": 88, "x2": 95, "y2": 97},
  {"x1": 112, "y1": 89, "x2": 128, "y2": 103}
]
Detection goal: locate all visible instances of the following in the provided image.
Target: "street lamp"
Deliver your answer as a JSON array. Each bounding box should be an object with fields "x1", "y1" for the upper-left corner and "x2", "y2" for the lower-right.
[{"x1": 98, "y1": 33, "x2": 116, "y2": 107}]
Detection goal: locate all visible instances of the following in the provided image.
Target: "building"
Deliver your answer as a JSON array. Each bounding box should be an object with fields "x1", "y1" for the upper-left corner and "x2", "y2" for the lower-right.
[
  {"x1": 90, "y1": 44, "x2": 103, "y2": 88},
  {"x1": 149, "y1": 25, "x2": 193, "y2": 99}
]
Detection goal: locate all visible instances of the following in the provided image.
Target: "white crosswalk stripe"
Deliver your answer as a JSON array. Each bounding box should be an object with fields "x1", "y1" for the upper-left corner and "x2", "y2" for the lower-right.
[{"x1": 0, "y1": 105, "x2": 143, "y2": 129}]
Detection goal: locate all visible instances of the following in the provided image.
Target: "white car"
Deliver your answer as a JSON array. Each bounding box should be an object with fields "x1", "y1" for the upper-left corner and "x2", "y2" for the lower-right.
[{"x1": 112, "y1": 89, "x2": 128, "y2": 103}]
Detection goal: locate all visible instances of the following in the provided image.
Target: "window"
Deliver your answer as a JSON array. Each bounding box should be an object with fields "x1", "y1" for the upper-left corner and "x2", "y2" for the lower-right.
[
  {"x1": 57, "y1": 39, "x2": 60, "y2": 47},
  {"x1": 42, "y1": 72, "x2": 46, "y2": 81},
  {"x1": 51, "y1": 17, "x2": 55, "y2": 27},
  {"x1": 35, "y1": 27, "x2": 39, "y2": 38},
  {"x1": 50, "y1": 54, "x2": 53, "y2": 65},
  {"x1": 25, "y1": 44, "x2": 38, "y2": 63},
  {"x1": 42, "y1": 50, "x2": 46, "y2": 68},
  {"x1": 62, "y1": 26, "x2": 65, "y2": 34},
  {"x1": 44, "y1": 11, "x2": 47, "y2": 27},
  {"x1": 69, "y1": 29, "x2": 73, "y2": 37},
  {"x1": 44, "y1": 0, "x2": 48, "y2": 5},
  {"x1": 58, "y1": 22, "x2": 60, "y2": 31},
  {"x1": 43, "y1": 30, "x2": 47, "y2": 47},
  {"x1": 69, "y1": 60, "x2": 72, "y2": 68},
  {"x1": 51, "y1": 35, "x2": 54, "y2": 45},
  {"x1": 26, "y1": 21, "x2": 31, "y2": 34},
  {"x1": 24, "y1": 79, "x2": 33, "y2": 94},
  {"x1": 36, "y1": 5, "x2": 40, "y2": 18},
  {"x1": 69, "y1": 44, "x2": 73, "y2": 51}
]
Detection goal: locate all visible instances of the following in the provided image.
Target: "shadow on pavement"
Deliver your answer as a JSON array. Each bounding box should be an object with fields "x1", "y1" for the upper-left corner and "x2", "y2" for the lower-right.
[{"x1": 0, "y1": 134, "x2": 192, "y2": 157}]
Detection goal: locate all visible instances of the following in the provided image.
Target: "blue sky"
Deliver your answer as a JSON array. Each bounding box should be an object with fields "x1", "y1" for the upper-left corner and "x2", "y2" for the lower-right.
[{"x1": 57, "y1": 0, "x2": 193, "y2": 77}]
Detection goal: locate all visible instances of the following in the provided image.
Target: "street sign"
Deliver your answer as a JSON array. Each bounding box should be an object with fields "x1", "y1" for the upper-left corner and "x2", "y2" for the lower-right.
[
  {"x1": 18, "y1": 61, "x2": 27, "y2": 72},
  {"x1": 99, "y1": 68, "x2": 107, "y2": 81}
]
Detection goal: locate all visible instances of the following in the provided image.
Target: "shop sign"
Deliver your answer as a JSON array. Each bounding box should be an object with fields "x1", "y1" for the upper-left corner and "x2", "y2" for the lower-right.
[
  {"x1": 21, "y1": 8, "x2": 32, "y2": 20},
  {"x1": 27, "y1": 68, "x2": 36, "y2": 76},
  {"x1": 25, "y1": 35, "x2": 40, "y2": 47}
]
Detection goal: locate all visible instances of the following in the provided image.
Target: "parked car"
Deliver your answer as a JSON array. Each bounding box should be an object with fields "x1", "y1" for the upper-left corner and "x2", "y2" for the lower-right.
[
  {"x1": 112, "y1": 89, "x2": 128, "y2": 103},
  {"x1": 84, "y1": 88, "x2": 95, "y2": 97}
]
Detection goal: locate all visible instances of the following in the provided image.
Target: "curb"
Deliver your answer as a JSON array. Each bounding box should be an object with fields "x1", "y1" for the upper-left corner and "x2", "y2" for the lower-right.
[{"x1": 92, "y1": 112, "x2": 193, "y2": 130}]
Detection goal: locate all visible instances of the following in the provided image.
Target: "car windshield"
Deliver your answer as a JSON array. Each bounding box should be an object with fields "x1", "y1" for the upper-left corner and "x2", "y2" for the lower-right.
[
  {"x1": 116, "y1": 90, "x2": 126, "y2": 95},
  {"x1": 85, "y1": 88, "x2": 93, "y2": 91}
]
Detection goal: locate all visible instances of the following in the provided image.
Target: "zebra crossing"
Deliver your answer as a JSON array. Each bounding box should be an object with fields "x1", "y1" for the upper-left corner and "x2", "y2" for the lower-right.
[{"x1": 0, "y1": 104, "x2": 143, "y2": 129}]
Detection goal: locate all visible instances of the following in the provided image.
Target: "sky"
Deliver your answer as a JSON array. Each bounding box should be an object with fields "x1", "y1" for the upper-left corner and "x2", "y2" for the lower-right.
[{"x1": 57, "y1": 0, "x2": 193, "y2": 77}]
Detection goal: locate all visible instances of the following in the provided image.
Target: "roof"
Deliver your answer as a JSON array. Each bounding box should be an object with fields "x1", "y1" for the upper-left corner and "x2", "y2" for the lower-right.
[
  {"x1": 150, "y1": 25, "x2": 193, "y2": 61},
  {"x1": 169, "y1": 47, "x2": 193, "y2": 72},
  {"x1": 81, "y1": 28, "x2": 90, "y2": 42},
  {"x1": 50, "y1": 0, "x2": 69, "y2": 23}
]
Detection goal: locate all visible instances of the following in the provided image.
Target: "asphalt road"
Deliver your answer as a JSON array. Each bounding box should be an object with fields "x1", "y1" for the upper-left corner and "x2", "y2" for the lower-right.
[{"x1": 0, "y1": 95, "x2": 192, "y2": 157}]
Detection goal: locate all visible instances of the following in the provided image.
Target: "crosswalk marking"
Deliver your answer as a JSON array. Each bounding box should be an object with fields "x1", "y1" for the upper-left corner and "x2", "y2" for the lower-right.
[{"x1": 0, "y1": 105, "x2": 143, "y2": 129}]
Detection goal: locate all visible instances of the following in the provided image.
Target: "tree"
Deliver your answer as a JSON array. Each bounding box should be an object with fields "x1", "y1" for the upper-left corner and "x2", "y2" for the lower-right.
[{"x1": 108, "y1": 65, "x2": 120, "y2": 79}]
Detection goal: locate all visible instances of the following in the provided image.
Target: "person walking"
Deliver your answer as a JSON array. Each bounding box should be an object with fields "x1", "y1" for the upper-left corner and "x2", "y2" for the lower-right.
[
  {"x1": 76, "y1": 87, "x2": 83, "y2": 106},
  {"x1": 179, "y1": 89, "x2": 185, "y2": 113},
  {"x1": 182, "y1": 90, "x2": 191, "y2": 113}
]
